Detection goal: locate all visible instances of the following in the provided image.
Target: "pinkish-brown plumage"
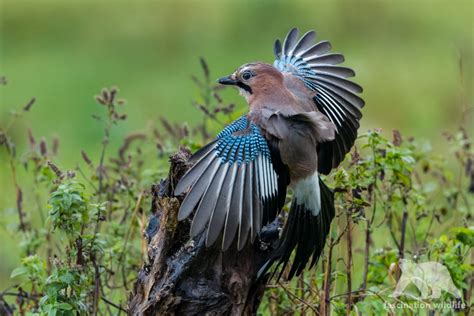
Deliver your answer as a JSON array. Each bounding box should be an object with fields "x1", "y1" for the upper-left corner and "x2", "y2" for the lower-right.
[
  {"x1": 176, "y1": 28, "x2": 364, "y2": 280},
  {"x1": 224, "y1": 62, "x2": 336, "y2": 182}
]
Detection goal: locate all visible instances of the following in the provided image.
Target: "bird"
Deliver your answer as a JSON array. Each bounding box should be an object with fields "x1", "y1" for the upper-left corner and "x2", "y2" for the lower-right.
[{"x1": 174, "y1": 27, "x2": 364, "y2": 279}]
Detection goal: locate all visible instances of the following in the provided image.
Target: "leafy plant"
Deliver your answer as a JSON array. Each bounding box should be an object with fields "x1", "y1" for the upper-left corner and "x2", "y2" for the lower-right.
[{"x1": 1, "y1": 60, "x2": 472, "y2": 315}]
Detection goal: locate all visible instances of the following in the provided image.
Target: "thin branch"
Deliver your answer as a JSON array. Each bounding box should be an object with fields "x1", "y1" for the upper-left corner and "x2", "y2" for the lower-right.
[
  {"x1": 321, "y1": 234, "x2": 334, "y2": 316},
  {"x1": 116, "y1": 191, "x2": 144, "y2": 271},
  {"x1": 399, "y1": 207, "x2": 408, "y2": 259},
  {"x1": 101, "y1": 297, "x2": 127, "y2": 313},
  {"x1": 346, "y1": 212, "x2": 353, "y2": 314},
  {"x1": 361, "y1": 219, "x2": 370, "y2": 292},
  {"x1": 278, "y1": 282, "x2": 319, "y2": 315}
]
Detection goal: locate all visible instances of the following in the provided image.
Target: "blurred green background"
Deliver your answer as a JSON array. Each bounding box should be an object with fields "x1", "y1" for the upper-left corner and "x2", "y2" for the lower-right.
[{"x1": 0, "y1": 0, "x2": 472, "y2": 287}]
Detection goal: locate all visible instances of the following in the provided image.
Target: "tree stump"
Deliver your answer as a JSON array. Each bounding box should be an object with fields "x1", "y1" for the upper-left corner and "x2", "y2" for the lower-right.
[{"x1": 128, "y1": 148, "x2": 281, "y2": 315}]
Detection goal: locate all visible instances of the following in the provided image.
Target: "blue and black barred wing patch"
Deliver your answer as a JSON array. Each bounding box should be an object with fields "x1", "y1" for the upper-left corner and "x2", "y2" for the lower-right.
[
  {"x1": 273, "y1": 28, "x2": 365, "y2": 174},
  {"x1": 174, "y1": 116, "x2": 284, "y2": 251}
]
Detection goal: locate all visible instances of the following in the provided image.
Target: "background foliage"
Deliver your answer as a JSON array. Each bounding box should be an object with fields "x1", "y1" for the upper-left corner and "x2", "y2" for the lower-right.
[{"x1": 0, "y1": 0, "x2": 473, "y2": 314}]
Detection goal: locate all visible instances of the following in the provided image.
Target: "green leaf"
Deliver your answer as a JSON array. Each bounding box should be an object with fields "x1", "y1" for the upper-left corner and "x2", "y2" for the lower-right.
[
  {"x1": 39, "y1": 295, "x2": 49, "y2": 306},
  {"x1": 10, "y1": 266, "x2": 28, "y2": 278},
  {"x1": 453, "y1": 227, "x2": 474, "y2": 247},
  {"x1": 59, "y1": 271, "x2": 75, "y2": 285},
  {"x1": 56, "y1": 302, "x2": 73, "y2": 310}
]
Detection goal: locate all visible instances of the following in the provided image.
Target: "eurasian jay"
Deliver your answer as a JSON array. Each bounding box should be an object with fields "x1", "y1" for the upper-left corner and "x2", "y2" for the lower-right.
[{"x1": 174, "y1": 28, "x2": 364, "y2": 279}]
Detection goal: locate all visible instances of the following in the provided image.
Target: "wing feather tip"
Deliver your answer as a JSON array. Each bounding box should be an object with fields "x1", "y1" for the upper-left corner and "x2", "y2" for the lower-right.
[
  {"x1": 177, "y1": 209, "x2": 189, "y2": 221},
  {"x1": 274, "y1": 39, "x2": 282, "y2": 57}
]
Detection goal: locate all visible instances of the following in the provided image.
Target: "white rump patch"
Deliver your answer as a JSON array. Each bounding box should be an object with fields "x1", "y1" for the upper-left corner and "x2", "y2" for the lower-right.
[{"x1": 293, "y1": 171, "x2": 321, "y2": 215}]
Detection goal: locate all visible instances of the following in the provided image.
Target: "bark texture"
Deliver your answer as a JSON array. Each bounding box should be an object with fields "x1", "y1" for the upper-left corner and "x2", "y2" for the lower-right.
[{"x1": 128, "y1": 148, "x2": 280, "y2": 315}]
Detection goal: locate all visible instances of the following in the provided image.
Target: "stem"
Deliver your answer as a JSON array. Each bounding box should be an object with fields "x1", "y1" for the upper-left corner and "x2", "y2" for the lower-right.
[
  {"x1": 88, "y1": 105, "x2": 114, "y2": 263},
  {"x1": 321, "y1": 236, "x2": 333, "y2": 316},
  {"x1": 116, "y1": 191, "x2": 144, "y2": 272},
  {"x1": 91, "y1": 254, "x2": 100, "y2": 316},
  {"x1": 101, "y1": 297, "x2": 127, "y2": 313},
  {"x1": 278, "y1": 282, "x2": 318, "y2": 314},
  {"x1": 346, "y1": 213, "x2": 353, "y2": 314},
  {"x1": 97, "y1": 126, "x2": 110, "y2": 200},
  {"x1": 399, "y1": 207, "x2": 408, "y2": 259},
  {"x1": 298, "y1": 272, "x2": 306, "y2": 316},
  {"x1": 361, "y1": 219, "x2": 370, "y2": 292}
]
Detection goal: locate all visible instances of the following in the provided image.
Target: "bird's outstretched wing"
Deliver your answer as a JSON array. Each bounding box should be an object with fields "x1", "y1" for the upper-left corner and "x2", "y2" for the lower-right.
[
  {"x1": 174, "y1": 116, "x2": 288, "y2": 251},
  {"x1": 273, "y1": 28, "x2": 365, "y2": 174}
]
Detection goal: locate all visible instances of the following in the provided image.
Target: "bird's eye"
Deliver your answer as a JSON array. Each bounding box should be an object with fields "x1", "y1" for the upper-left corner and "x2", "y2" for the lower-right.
[{"x1": 241, "y1": 71, "x2": 253, "y2": 81}]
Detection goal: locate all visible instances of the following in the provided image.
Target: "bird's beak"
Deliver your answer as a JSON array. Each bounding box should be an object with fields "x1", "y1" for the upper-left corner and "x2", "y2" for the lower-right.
[{"x1": 217, "y1": 75, "x2": 238, "y2": 85}]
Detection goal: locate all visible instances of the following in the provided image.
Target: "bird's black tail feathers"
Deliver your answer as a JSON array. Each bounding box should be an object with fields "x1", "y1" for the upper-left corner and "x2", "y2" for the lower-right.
[{"x1": 258, "y1": 177, "x2": 335, "y2": 280}]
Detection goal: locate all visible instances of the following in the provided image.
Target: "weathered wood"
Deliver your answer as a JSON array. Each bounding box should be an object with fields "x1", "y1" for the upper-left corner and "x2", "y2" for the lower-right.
[{"x1": 128, "y1": 148, "x2": 281, "y2": 315}]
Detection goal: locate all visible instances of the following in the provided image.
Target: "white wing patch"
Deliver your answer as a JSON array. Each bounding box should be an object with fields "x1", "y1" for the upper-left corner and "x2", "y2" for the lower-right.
[{"x1": 256, "y1": 154, "x2": 278, "y2": 202}]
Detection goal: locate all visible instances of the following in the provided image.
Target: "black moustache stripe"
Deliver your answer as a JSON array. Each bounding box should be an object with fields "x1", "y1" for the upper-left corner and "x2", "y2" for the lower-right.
[{"x1": 236, "y1": 82, "x2": 252, "y2": 94}]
